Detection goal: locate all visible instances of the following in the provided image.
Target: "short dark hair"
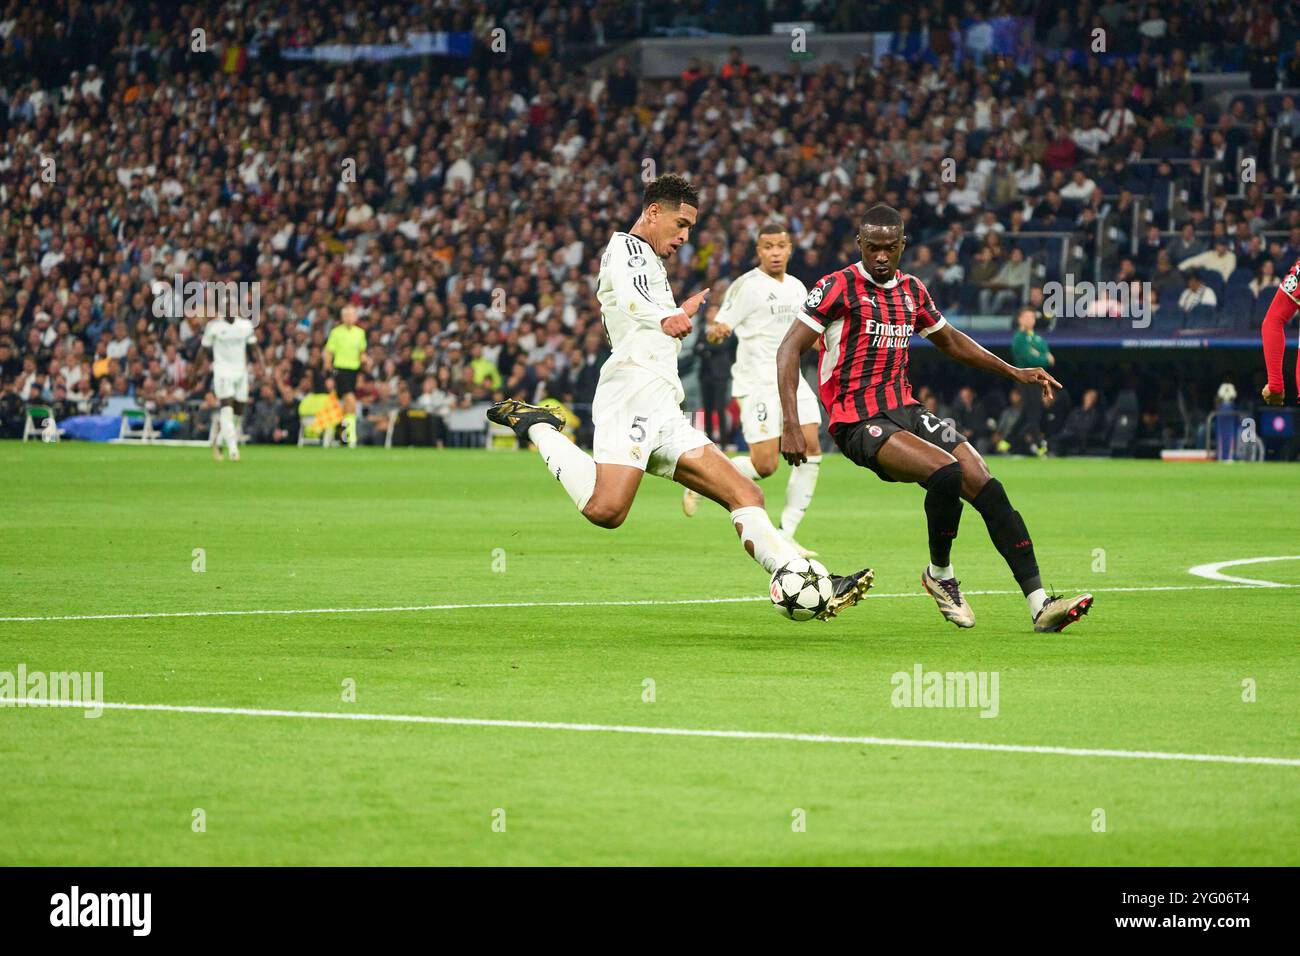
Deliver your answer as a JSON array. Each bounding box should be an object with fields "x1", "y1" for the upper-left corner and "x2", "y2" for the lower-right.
[
  {"x1": 861, "y1": 204, "x2": 903, "y2": 233},
  {"x1": 643, "y1": 174, "x2": 700, "y2": 211},
  {"x1": 757, "y1": 220, "x2": 789, "y2": 239}
]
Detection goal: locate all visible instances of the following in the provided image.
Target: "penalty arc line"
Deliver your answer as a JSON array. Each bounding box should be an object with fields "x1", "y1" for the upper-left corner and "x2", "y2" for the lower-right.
[
  {"x1": 1187, "y1": 555, "x2": 1300, "y2": 588},
  {"x1": 10, "y1": 698, "x2": 1300, "y2": 768},
  {"x1": 0, "y1": 581, "x2": 1294, "y2": 624}
]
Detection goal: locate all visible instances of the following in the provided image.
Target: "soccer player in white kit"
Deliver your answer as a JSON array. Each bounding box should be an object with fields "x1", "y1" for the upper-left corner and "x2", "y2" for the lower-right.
[
  {"x1": 487, "y1": 175, "x2": 872, "y2": 619},
  {"x1": 681, "y1": 222, "x2": 823, "y2": 557},
  {"x1": 202, "y1": 305, "x2": 262, "y2": 462}
]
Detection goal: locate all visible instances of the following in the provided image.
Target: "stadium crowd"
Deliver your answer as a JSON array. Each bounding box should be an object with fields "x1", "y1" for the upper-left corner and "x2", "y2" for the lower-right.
[{"x1": 1, "y1": 0, "x2": 1297, "y2": 455}]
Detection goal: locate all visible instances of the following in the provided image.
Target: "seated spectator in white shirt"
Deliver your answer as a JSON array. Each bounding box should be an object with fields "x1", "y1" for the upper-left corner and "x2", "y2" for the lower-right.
[
  {"x1": 1177, "y1": 238, "x2": 1237, "y2": 283},
  {"x1": 1178, "y1": 273, "x2": 1218, "y2": 313},
  {"x1": 1060, "y1": 169, "x2": 1097, "y2": 202}
]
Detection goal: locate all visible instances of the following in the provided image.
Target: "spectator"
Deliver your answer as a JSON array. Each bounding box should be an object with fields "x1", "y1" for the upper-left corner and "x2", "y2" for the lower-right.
[
  {"x1": 1053, "y1": 389, "x2": 1105, "y2": 456},
  {"x1": 1166, "y1": 223, "x2": 1207, "y2": 264},
  {"x1": 980, "y1": 247, "x2": 1030, "y2": 315},
  {"x1": 1178, "y1": 237, "x2": 1237, "y2": 283},
  {"x1": 1250, "y1": 261, "x2": 1281, "y2": 300},
  {"x1": 720, "y1": 46, "x2": 750, "y2": 80},
  {"x1": 1010, "y1": 308, "x2": 1053, "y2": 453},
  {"x1": 1178, "y1": 272, "x2": 1218, "y2": 313}
]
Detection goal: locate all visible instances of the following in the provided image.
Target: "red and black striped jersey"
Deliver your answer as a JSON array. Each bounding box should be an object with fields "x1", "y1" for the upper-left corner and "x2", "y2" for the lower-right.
[{"x1": 796, "y1": 263, "x2": 947, "y2": 432}]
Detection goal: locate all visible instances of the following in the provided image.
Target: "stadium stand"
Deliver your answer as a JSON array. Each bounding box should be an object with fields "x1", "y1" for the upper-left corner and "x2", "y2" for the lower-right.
[{"x1": 2, "y1": 0, "x2": 1298, "y2": 460}]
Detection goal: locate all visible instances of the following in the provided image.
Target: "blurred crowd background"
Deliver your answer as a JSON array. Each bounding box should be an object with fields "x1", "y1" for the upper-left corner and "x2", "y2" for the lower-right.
[{"x1": 2, "y1": 0, "x2": 1298, "y2": 458}]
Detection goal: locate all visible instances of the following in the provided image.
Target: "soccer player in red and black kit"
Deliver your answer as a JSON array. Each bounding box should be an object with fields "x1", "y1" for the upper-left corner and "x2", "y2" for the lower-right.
[
  {"x1": 776, "y1": 205, "x2": 1094, "y2": 633},
  {"x1": 1260, "y1": 258, "x2": 1300, "y2": 405}
]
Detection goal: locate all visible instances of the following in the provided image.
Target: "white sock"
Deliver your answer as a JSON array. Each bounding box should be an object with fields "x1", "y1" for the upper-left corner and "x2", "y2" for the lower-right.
[
  {"x1": 731, "y1": 456, "x2": 761, "y2": 481},
  {"x1": 780, "y1": 455, "x2": 820, "y2": 536},
  {"x1": 529, "y1": 424, "x2": 597, "y2": 512},
  {"x1": 220, "y1": 406, "x2": 238, "y2": 455},
  {"x1": 1027, "y1": 587, "x2": 1049, "y2": 619},
  {"x1": 731, "y1": 505, "x2": 799, "y2": 575},
  {"x1": 929, "y1": 563, "x2": 955, "y2": 580}
]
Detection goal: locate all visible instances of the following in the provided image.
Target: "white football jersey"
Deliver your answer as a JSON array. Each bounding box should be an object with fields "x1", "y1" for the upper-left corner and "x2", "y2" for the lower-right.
[
  {"x1": 713, "y1": 268, "x2": 808, "y2": 397},
  {"x1": 202, "y1": 318, "x2": 255, "y2": 375},
  {"x1": 596, "y1": 231, "x2": 684, "y2": 399}
]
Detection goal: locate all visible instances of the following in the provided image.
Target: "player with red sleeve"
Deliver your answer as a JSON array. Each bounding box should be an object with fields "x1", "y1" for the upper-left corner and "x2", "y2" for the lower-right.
[
  {"x1": 776, "y1": 204, "x2": 1094, "y2": 633},
  {"x1": 1261, "y1": 258, "x2": 1300, "y2": 405}
]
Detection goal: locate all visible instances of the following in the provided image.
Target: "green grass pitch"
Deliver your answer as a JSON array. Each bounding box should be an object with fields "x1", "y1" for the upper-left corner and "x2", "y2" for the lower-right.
[{"x1": 1, "y1": 441, "x2": 1297, "y2": 866}]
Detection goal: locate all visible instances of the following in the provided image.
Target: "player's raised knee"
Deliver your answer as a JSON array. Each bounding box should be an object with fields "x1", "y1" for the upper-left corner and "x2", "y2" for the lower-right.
[{"x1": 583, "y1": 501, "x2": 629, "y2": 529}]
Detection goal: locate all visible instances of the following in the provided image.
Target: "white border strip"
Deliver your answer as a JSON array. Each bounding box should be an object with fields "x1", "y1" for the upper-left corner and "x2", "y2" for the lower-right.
[
  {"x1": 2, "y1": 581, "x2": 1294, "y2": 624},
  {"x1": 11, "y1": 698, "x2": 1299, "y2": 767}
]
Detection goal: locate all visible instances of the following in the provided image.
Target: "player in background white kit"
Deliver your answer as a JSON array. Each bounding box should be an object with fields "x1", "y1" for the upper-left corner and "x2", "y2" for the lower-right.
[
  {"x1": 487, "y1": 175, "x2": 872, "y2": 619},
  {"x1": 202, "y1": 305, "x2": 263, "y2": 462},
  {"x1": 682, "y1": 222, "x2": 823, "y2": 557}
]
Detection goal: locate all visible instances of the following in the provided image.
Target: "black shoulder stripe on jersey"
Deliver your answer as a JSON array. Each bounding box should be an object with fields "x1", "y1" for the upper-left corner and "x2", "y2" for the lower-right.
[
  {"x1": 633, "y1": 274, "x2": 657, "y2": 305},
  {"x1": 618, "y1": 231, "x2": 652, "y2": 254}
]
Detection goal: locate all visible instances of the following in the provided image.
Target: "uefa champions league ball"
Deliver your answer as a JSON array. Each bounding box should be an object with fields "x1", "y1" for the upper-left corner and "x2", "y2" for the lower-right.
[{"x1": 770, "y1": 558, "x2": 834, "y2": 621}]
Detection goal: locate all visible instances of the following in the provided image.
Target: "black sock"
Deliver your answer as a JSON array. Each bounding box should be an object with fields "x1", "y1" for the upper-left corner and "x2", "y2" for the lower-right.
[
  {"x1": 971, "y1": 478, "x2": 1043, "y2": 596},
  {"x1": 922, "y1": 462, "x2": 963, "y2": 570}
]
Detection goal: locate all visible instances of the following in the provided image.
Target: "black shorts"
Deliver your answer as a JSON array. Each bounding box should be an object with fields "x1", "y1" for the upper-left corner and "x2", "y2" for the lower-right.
[
  {"x1": 833, "y1": 403, "x2": 968, "y2": 482},
  {"x1": 333, "y1": 368, "x2": 359, "y2": 396}
]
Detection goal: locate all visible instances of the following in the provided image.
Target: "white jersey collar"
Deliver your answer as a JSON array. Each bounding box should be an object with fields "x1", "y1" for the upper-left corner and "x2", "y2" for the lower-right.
[{"x1": 856, "y1": 262, "x2": 901, "y2": 289}]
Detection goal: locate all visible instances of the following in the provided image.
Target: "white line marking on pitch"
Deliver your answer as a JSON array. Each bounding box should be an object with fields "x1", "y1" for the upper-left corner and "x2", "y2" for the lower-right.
[
  {"x1": 1, "y1": 581, "x2": 1294, "y2": 624},
  {"x1": 10, "y1": 698, "x2": 1299, "y2": 768},
  {"x1": 1188, "y1": 555, "x2": 1300, "y2": 588}
]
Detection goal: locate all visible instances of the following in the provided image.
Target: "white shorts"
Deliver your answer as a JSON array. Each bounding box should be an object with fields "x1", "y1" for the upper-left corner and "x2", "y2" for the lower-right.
[
  {"x1": 213, "y1": 368, "x2": 249, "y2": 403},
  {"x1": 737, "y1": 376, "x2": 821, "y2": 446},
  {"x1": 592, "y1": 369, "x2": 711, "y2": 479}
]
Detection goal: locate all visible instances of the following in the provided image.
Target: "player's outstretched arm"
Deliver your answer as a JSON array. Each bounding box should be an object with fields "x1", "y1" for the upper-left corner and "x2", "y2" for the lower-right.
[
  {"x1": 928, "y1": 324, "x2": 1063, "y2": 404},
  {"x1": 1261, "y1": 286, "x2": 1297, "y2": 405},
  {"x1": 777, "y1": 319, "x2": 820, "y2": 465}
]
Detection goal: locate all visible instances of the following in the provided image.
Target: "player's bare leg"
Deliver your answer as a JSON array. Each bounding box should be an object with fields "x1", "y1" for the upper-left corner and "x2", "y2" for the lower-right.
[
  {"x1": 683, "y1": 423, "x2": 821, "y2": 557},
  {"x1": 673, "y1": 443, "x2": 871, "y2": 619},
  {"x1": 488, "y1": 398, "x2": 642, "y2": 529},
  {"x1": 581, "y1": 464, "x2": 643, "y2": 528}
]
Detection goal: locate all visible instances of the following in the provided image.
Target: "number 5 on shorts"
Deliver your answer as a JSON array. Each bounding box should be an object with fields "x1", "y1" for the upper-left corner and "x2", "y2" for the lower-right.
[{"x1": 629, "y1": 415, "x2": 648, "y2": 443}]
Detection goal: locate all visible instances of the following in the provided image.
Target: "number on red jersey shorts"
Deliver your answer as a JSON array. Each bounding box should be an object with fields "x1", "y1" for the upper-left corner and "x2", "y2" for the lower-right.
[{"x1": 832, "y1": 403, "x2": 968, "y2": 482}]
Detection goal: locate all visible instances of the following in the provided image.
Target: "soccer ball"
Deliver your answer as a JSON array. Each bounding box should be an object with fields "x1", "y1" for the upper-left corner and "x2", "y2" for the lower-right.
[{"x1": 770, "y1": 558, "x2": 834, "y2": 621}]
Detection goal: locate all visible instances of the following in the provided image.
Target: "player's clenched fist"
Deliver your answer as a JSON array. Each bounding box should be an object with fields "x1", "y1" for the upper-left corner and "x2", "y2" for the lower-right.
[
  {"x1": 660, "y1": 312, "x2": 693, "y2": 338},
  {"x1": 1262, "y1": 384, "x2": 1285, "y2": 406},
  {"x1": 706, "y1": 322, "x2": 732, "y2": 343},
  {"x1": 661, "y1": 288, "x2": 710, "y2": 339}
]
